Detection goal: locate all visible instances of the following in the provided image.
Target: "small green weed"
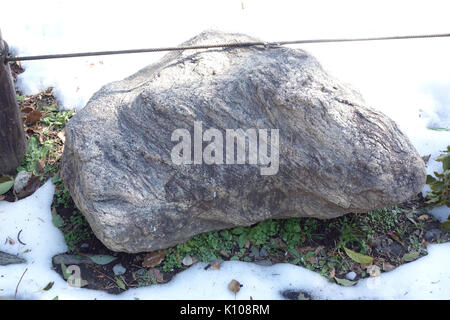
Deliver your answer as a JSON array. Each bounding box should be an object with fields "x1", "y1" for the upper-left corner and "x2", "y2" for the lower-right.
[
  {"x1": 18, "y1": 135, "x2": 55, "y2": 175},
  {"x1": 135, "y1": 269, "x2": 157, "y2": 287},
  {"x1": 53, "y1": 175, "x2": 72, "y2": 208},
  {"x1": 16, "y1": 94, "x2": 26, "y2": 102},
  {"x1": 41, "y1": 106, "x2": 75, "y2": 130},
  {"x1": 62, "y1": 209, "x2": 93, "y2": 252},
  {"x1": 426, "y1": 146, "x2": 450, "y2": 208}
]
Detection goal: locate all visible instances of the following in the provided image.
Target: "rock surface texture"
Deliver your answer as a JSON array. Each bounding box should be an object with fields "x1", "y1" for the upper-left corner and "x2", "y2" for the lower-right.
[{"x1": 61, "y1": 31, "x2": 426, "y2": 253}]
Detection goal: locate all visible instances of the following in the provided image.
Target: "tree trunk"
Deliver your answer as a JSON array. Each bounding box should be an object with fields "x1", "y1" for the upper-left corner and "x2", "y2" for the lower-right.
[{"x1": 0, "y1": 29, "x2": 26, "y2": 175}]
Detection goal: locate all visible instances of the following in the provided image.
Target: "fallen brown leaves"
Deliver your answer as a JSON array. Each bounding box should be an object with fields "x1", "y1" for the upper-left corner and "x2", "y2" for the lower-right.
[
  {"x1": 142, "y1": 251, "x2": 166, "y2": 268},
  {"x1": 147, "y1": 268, "x2": 164, "y2": 283},
  {"x1": 228, "y1": 279, "x2": 241, "y2": 295},
  {"x1": 25, "y1": 110, "x2": 42, "y2": 125}
]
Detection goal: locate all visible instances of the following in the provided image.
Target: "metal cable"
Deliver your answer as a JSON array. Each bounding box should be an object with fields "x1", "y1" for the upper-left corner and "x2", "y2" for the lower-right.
[{"x1": 5, "y1": 32, "x2": 450, "y2": 62}]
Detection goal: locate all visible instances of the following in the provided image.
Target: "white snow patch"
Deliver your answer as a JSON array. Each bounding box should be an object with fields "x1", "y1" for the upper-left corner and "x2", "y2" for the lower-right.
[
  {"x1": 0, "y1": 181, "x2": 68, "y2": 299},
  {"x1": 429, "y1": 206, "x2": 450, "y2": 224}
]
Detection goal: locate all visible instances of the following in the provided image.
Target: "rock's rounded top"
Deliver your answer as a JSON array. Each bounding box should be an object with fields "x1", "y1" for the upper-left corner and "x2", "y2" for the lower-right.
[{"x1": 62, "y1": 31, "x2": 426, "y2": 253}]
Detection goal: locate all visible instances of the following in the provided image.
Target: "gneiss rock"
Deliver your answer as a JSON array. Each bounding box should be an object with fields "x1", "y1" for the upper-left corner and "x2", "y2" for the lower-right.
[{"x1": 61, "y1": 31, "x2": 426, "y2": 253}]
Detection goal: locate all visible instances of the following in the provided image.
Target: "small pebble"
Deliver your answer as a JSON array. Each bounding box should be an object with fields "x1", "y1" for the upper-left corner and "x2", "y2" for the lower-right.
[
  {"x1": 345, "y1": 271, "x2": 357, "y2": 281},
  {"x1": 113, "y1": 263, "x2": 126, "y2": 275},
  {"x1": 259, "y1": 247, "x2": 267, "y2": 257},
  {"x1": 249, "y1": 246, "x2": 259, "y2": 258},
  {"x1": 182, "y1": 255, "x2": 193, "y2": 266},
  {"x1": 13, "y1": 171, "x2": 32, "y2": 194},
  {"x1": 425, "y1": 229, "x2": 441, "y2": 242},
  {"x1": 254, "y1": 259, "x2": 272, "y2": 267}
]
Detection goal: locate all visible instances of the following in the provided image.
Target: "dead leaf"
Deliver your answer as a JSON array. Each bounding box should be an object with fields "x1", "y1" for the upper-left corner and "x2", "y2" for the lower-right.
[
  {"x1": 406, "y1": 216, "x2": 418, "y2": 226},
  {"x1": 382, "y1": 262, "x2": 396, "y2": 272},
  {"x1": 57, "y1": 131, "x2": 66, "y2": 143},
  {"x1": 228, "y1": 279, "x2": 242, "y2": 295},
  {"x1": 21, "y1": 106, "x2": 34, "y2": 113},
  {"x1": 38, "y1": 133, "x2": 45, "y2": 144},
  {"x1": 306, "y1": 257, "x2": 317, "y2": 263},
  {"x1": 344, "y1": 247, "x2": 373, "y2": 264},
  {"x1": 26, "y1": 110, "x2": 42, "y2": 125},
  {"x1": 417, "y1": 214, "x2": 429, "y2": 221},
  {"x1": 314, "y1": 246, "x2": 325, "y2": 256},
  {"x1": 25, "y1": 127, "x2": 42, "y2": 136},
  {"x1": 335, "y1": 277, "x2": 357, "y2": 286},
  {"x1": 36, "y1": 160, "x2": 46, "y2": 174},
  {"x1": 366, "y1": 265, "x2": 381, "y2": 277},
  {"x1": 147, "y1": 268, "x2": 164, "y2": 283},
  {"x1": 297, "y1": 246, "x2": 314, "y2": 254},
  {"x1": 374, "y1": 257, "x2": 386, "y2": 264},
  {"x1": 43, "y1": 282, "x2": 54, "y2": 291},
  {"x1": 142, "y1": 251, "x2": 166, "y2": 268},
  {"x1": 329, "y1": 267, "x2": 336, "y2": 279},
  {"x1": 352, "y1": 264, "x2": 363, "y2": 274},
  {"x1": 219, "y1": 250, "x2": 230, "y2": 258},
  {"x1": 402, "y1": 251, "x2": 420, "y2": 262},
  {"x1": 115, "y1": 277, "x2": 126, "y2": 290},
  {"x1": 387, "y1": 231, "x2": 404, "y2": 246},
  {"x1": 0, "y1": 195, "x2": 5, "y2": 201},
  {"x1": 441, "y1": 220, "x2": 450, "y2": 232},
  {"x1": 421, "y1": 154, "x2": 431, "y2": 165},
  {"x1": 7, "y1": 237, "x2": 15, "y2": 245},
  {"x1": 297, "y1": 292, "x2": 311, "y2": 300},
  {"x1": 211, "y1": 259, "x2": 222, "y2": 270}
]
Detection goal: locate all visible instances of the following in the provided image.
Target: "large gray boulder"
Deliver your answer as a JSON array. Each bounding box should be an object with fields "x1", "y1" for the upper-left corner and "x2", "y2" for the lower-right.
[{"x1": 61, "y1": 31, "x2": 426, "y2": 253}]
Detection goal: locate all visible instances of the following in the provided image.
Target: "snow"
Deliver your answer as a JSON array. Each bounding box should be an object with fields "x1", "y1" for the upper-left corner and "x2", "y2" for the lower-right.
[{"x1": 1, "y1": 0, "x2": 449, "y2": 299}]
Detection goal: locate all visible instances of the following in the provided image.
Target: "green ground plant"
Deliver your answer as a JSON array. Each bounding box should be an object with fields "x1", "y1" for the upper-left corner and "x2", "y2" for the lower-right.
[
  {"x1": 41, "y1": 106, "x2": 75, "y2": 130},
  {"x1": 18, "y1": 135, "x2": 55, "y2": 175},
  {"x1": 426, "y1": 146, "x2": 450, "y2": 208}
]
